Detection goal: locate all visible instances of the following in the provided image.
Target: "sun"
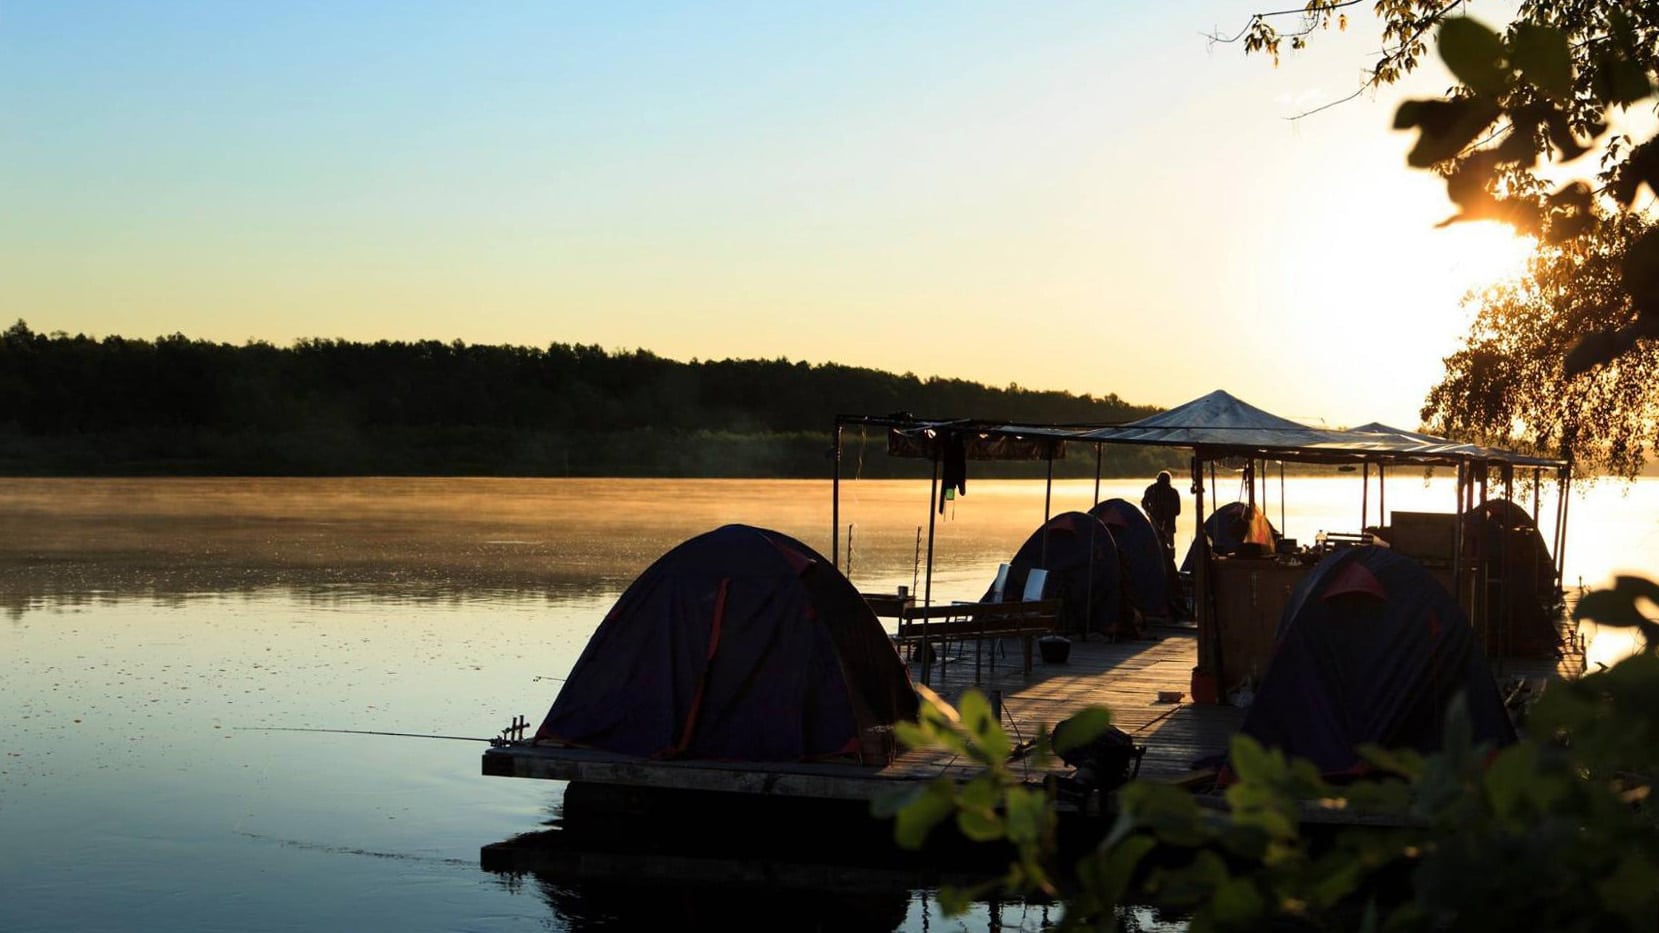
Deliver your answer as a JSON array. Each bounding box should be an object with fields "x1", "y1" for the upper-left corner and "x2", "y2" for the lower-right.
[{"x1": 1433, "y1": 222, "x2": 1539, "y2": 300}]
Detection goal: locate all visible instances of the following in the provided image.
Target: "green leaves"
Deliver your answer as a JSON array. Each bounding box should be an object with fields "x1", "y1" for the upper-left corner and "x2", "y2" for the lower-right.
[
  {"x1": 885, "y1": 778, "x2": 955, "y2": 849},
  {"x1": 1439, "y1": 18, "x2": 1508, "y2": 97},
  {"x1": 1051, "y1": 705, "x2": 1112, "y2": 756},
  {"x1": 1394, "y1": 97, "x2": 1501, "y2": 168},
  {"x1": 1509, "y1": 22, "x2": 1573, "y2": 99}
]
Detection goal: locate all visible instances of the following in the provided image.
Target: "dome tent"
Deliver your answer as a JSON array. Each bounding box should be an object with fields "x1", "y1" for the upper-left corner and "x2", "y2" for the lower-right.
[
  {"x1": 986, "y1": 511, "x2": 1129, "y2": 638},
  {"x1": 1089, "y1": 498, "x2": 1176, "y2": 620},
  {"x1": 1182, "y1": 501, "x2": 1279, "y2": 573},
  {"x1": 1227, "y1": 546, "x2": 1515, "y2": 783},
  {"x1": 536, "y1": 524, "x2": 918, "y2": 763}
]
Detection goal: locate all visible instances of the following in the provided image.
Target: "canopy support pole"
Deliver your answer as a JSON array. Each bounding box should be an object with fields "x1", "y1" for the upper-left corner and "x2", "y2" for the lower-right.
[
  {"x1": 1192, "y1": 451, "x2": 1222, "y2": 702},
  {"x1": 1379, "y1": 463, "x2": 1387, "y2": 530},
  {"x1": 1532, "y1": 467, "x2": 1541, "y2": 522},
  {"x1": 1279, "y1": 461, "x2": 1286, "y2": 536},
  {"x1": 1452, "y1": 462, "x2": 1466, "y2": 611},
  {"x1": 1556, "y1": 464, "x2": 1572, "y2": 592},
  {"x1": 1044, "y1": 443, "x2": 1055, "y2": 522},
  {"x1": 831, "y1": 423, "x2": 843, "y2": 570},
  {"x1": 1361, "y1": 462, "x2": 1370, "y2": 531},
  {"x1": 921, "y1": 451, "x2": 941, "y2": 686},
  {"x1": 1092, "y1": 444, "x2": 1102, "y2": 506}
]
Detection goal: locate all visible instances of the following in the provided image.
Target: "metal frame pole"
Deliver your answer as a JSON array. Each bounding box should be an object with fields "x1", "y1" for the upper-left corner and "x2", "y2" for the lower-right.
[
  {"x1": 1361, "y1": 462, "x2": 1370, "y2": 531},
  {"x1": 1093, "y1": 444, "x2": 1102, "y2": 506},
  {"x1": 831, "y1": 423, "x2": 843, "y2": 569},
  {"x1": 1044, "y1": 442, "x2": 1055, "y2": 522}
]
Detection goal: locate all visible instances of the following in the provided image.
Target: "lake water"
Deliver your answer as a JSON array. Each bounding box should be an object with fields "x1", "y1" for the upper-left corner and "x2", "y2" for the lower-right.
[{"x1": 2, "y1": 475, "x2": 1655, "y2": 932}]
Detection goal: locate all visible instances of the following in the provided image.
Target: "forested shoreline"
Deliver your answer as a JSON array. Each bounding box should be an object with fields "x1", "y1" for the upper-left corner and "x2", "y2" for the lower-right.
[{"x1": 0, "y1": 321, "x2": 1181, "y2": 478}]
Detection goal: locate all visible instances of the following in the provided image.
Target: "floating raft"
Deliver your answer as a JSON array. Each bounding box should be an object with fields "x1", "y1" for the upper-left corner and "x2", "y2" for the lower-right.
[
  {"x1": 484, "y1": 624, "x2": 1239, "y2": 801},
  {"x1": 484, "y1": 618, "x2": 1584, "y2": 809}
]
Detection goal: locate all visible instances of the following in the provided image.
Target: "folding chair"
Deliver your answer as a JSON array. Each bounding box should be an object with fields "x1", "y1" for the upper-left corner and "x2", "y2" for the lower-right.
[{"x1": 1022, "y1": 568, "x2": 1049, "y2": 602}]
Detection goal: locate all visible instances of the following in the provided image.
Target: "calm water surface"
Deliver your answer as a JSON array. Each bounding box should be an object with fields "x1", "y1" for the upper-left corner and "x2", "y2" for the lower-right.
[{"x1": 2, "y1": 476, "x2": 1655, "y2": 932}]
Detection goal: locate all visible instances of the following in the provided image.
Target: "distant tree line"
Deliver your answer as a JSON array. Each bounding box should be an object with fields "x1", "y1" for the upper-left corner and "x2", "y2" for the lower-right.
[{"x1": 0, "y1": 321, "x2": 1180, "y2": 478}]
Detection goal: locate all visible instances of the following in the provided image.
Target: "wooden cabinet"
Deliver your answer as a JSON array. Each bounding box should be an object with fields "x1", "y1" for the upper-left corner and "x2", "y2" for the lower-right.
[{"x1": 1203, "y1": 557, "x2": 1313, "y2": 696}]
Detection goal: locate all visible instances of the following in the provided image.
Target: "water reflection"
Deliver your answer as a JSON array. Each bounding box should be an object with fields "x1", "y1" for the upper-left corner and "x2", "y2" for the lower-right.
[{"x1": 482, "y1": 787, "x2": 1048, "y2": 933}]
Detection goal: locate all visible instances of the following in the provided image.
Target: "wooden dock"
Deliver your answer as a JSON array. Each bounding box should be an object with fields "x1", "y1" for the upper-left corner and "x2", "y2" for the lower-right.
[
  {"x1": 483, "y1": 623, "x2": 1243, "y2": 802},
  {"x1": 482, "y1": 615, "x2": 1586, "y2": 809}
]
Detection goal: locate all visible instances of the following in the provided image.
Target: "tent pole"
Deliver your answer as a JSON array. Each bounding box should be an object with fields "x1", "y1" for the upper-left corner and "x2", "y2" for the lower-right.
[{"x1": 832, "y1": 423, "x2": 843, "y2": 569}]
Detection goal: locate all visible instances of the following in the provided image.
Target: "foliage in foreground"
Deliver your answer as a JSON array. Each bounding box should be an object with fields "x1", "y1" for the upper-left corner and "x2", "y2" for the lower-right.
[
  {"x1": 1239, "y1": 2, "x2": 1659, "y2": 474},
  {"x1": 885, "y1": 577, "x2": 1659, "y2": 930}
]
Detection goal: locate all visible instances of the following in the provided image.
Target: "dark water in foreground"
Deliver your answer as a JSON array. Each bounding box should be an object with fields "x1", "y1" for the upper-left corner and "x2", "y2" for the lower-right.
[{"x1": 1, "y1": 476, "x2": 1653, "y2": 931}]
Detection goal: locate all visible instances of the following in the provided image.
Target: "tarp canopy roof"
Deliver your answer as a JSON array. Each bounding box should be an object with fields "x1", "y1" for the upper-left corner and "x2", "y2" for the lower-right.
[{"x1": 838, "y1": 390, "x2": 1566, "y2": 469}]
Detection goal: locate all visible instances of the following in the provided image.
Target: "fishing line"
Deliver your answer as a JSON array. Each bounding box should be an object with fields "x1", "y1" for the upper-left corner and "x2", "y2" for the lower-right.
[{"x1": 234, "y1": 726, "x2": 493, "y2": 742}]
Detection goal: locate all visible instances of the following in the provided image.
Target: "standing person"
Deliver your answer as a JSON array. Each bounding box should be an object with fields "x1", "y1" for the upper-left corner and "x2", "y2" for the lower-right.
[{"x1": 1141, "y1": 470, "x2": 1181, "y2": 563}]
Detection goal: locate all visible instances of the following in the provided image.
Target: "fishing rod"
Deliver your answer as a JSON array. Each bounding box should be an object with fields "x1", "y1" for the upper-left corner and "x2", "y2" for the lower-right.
[{"x1": 234, "y1": 726, "x2": 494, "y2": 743}]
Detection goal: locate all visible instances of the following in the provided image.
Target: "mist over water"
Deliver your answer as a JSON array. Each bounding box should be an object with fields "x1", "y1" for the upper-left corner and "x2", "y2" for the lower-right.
[{"x1": 2, "y1": 476, "x2": 1654, "y2": 931}]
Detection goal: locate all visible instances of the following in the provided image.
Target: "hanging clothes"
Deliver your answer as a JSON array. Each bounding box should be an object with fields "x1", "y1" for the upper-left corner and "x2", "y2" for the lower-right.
[{"x1": 939, "y1": 432, "x2": 967, "y2": 514}]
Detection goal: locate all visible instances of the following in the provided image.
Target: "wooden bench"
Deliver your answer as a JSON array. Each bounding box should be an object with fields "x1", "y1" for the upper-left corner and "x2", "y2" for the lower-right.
[{"x1": 894, "y1": 598, "x2": 1062, "y2": 684}]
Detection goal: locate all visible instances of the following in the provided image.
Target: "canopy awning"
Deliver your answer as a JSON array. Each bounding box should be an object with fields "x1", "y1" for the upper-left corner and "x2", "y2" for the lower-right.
[{"x1": 835, "y1": 390, "x2": 1566, "y2": 470}]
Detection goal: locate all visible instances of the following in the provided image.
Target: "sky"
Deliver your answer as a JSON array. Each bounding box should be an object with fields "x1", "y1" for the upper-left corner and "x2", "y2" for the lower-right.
[{"x1": 0, "y1": 1, "x2": 1547, "y2": 428}]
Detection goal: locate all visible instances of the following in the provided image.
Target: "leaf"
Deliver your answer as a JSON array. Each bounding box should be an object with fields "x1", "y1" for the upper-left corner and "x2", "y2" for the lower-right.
[
  {"x1": 1544, "y1": 108, "x2": 1590, "y2": 162},
  {"x1": 1481, "y1": 741, "x2": 1535, "y2": 820},
  {"x1": 1572, "y1": 576, "x2": 1659, "y2": 627},
  {"x1": 893, "y1": 720, "x2": 937, "y2": 752},
  {"x1": 1438, "y1": 18, "x2": 1508, "y2": 98},
  {"x1": 1394, "y1": 97, "x2": 1501, "y2": 167},
  {"x1": 956, "y1": 803, "x2": 1006, "y2": 842},
  {"x1": 892, "y1": 778, "x2": 955, "y2": 849},
  {"x1": 1596, "y1": 853, "x2": 1659, "y2": 929},
  {"x1": 1155, "y1": 849, "x2": 1232, "y2": 910},
  {"x1": 1508, "y1": 24, "x2": 1573, "y2": 99},
  {"x1": 1612, "y1": 140, "x2": 1659, "y2": 207},
  {"x1": 936, "y1": 883, "x2": 978, "y2": 917},
  {"x1": 956, "y1": 689, "x2": 1011, "y2": 763},
  {"x1": 1003, "y1": 784, "x2": 1050, "y2": 846},
  {"x1": 1593, "y1": 55, "x2": 1654, "y2": 108},
  {"x1": 1210, "y1": 877, "x2": 1266, "y2": 926},
  {"x1": 1082, "y1": 833, "x2": 1156, "y2": 909},
  {"x1": 1120, "y1": 780, "x2": 1210, "y2": 848},
  {"x1": 1052, "y1": 706, "x2": 1112, "y2": 756},
  {"x1": 871, "y1": 783, "x2": 920, "y2": 819},
  {"x1": 1227, "y1": 734, "x2": 1286, "y2": 784}
]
